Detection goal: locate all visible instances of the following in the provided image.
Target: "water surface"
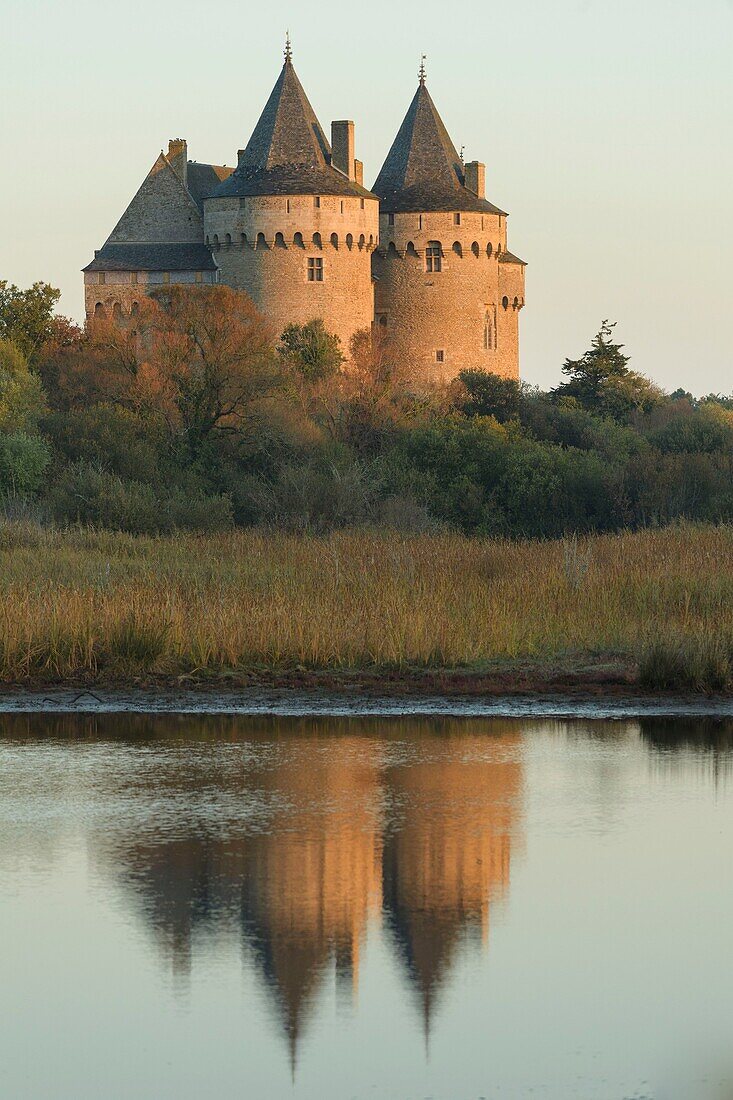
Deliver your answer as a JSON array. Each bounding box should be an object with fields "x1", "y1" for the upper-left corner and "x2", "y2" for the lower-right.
[{"x1": 1, "y1": 713, "x2": 732, "y2": 1099}]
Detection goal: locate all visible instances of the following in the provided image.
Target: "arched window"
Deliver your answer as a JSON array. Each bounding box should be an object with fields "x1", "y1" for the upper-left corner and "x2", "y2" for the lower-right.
[
  {"x1": 368, "y1": 234, "x2": 374, "y2": 247},
  {"x1": 330, "y1": 232, "x2": 339, "y2": 249},
  {"x1": 346, "y1": 233, "x2": 353, "y2": 250},
  {"x1": 225, "y1": 233, "x2": 232, "y2": 249},
  {"x1": 93, "y1": 302, "x2": 105, "y2": 317},
  {"x1": 205, "y1": 234, "x2": 210, "y2": 246},
  {"x1": 426, "y1": 241, "x2": 442, "y2": 272},
  {"x1": 471, "y1": 241, "x2": 480, "y2": 257},
  {"x1": 275, "y1": 232, "x2": 286, "y2": 248},
  {"x1": 406, "y1": 241, "x2": 418, "y2": 256},
  {"x1": 513, "y1": 296, "x2": 519, "y2": 309},
  {"x1": 241, "y1": 233, "x2": 248, "y2": 247},
  {"x1": 256, "y1": 232, "x2": 268, "y2": 249},
  {"x1": 312, "y1": 232, "x2": 322, "y2": 249},
  {"x1": 131, "y1": 301, "x2": 140, "y2": 316},
  {"x1": 212, "y1": 234, "x2": 220, "y2": 251},
  {"x1": 358, "y1": 233, "x2": 366, "y2": 250},
  {"x1": 452, "y1": 241, "x2": 463, "y2": 257},
  {"x1": 486, "y1": 243, "x2": 493, "y2": 257},
  {"x1": 502, "y1": 296, "x2": 509, "y2": 309},
  {"x1": 294, "y1": 232, "x2": 305, "y2": 249},
  {"x1": 387, "y1": 241, "x2": 398, "y2": 255}
]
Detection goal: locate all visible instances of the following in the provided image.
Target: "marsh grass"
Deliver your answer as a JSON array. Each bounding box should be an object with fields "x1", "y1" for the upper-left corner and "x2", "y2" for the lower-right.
[{"x1": 0, "y1": 520, "x2": 732, "y2": 686}]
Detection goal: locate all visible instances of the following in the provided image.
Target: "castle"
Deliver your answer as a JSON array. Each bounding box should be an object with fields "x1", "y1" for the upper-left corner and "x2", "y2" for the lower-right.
[{"x1": 83, "y1": 44, "x2": 525, "y2": 381}]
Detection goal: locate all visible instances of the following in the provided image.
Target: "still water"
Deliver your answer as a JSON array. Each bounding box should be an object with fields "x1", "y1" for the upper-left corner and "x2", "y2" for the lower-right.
[{"x1": 1, "y1": 712, "x2": 733, "y2": 1100}]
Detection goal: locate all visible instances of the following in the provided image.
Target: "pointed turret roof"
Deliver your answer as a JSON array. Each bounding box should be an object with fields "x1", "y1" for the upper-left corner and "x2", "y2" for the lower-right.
[
  {"x1": 213, "y1": 56, "x2": 375, "y2": 200},
  {"x1": 373, "y1": 80, "x2": 505, "y2": 215}
]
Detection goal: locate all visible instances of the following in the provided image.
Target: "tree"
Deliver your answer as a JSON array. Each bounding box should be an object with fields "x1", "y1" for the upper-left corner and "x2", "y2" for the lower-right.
[
  {"x1": 0, "y1": 281, "x2": 60, "y2": 363},
  {"x1": 71, "y1": 286, "x2": 281, "y2": 457},
  {"x1": 456, "y1": 370, "x2": 521, "y2": 421},
  {"x1": 278, "y1": 320, "x2": 343, "y2": 381},
  {"x1": 553, "y1": 320, "x2": 661, "y2": 421},
  {"x1": 0, "y1": 339, "x2": 47, "y2": 433}
]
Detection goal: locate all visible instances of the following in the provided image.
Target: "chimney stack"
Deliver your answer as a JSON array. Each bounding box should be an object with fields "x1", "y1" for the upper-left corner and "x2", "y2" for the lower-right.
[
  {"x1": 168, "y1": 138, "x2": 188, "y2": 186},
  {"x1": 464, "y1": 161, "x2": 485, "y2": 199},
  {"x1": 331, "y1": 120, "x2": 356, "y2": 181},
  {"x1": 354, "y1": 159, "x2": 364, "y2": 187}
]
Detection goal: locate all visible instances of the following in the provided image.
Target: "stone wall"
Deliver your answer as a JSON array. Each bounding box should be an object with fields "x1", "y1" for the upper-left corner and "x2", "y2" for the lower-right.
[
  {"x1": 204, "y1": 193, "x2": 379, "y2": 356},
  {"x1": 84, "y1": 270, "x2": 216, "y2": 320},
  {"x1": 373, "y1": 209, "x2": 521, "y2": 381}
]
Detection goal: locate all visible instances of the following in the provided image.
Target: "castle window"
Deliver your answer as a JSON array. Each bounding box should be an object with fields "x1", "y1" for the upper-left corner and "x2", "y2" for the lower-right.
[
  {"x1": 387, "y1": 242, "x2": 398, "y2": 255},
  {"x1": 435, "y1": 349, "x2": 445, "y2": 364},
  {"x1": 286, "y1": 199, "x2": 291, "y2": 213},
  {"x1": 314, "y1": 196, "x2": 321, "y2": 208},
  {"x1": 241, "y1": 233, "x2": 248, "y2": 246},
  {"x1": 418, "y1": 215, "x2": 423, "y2": 230},
  {"x1": 388, "y1": 213, "x2": 395, "y2": 226},
  {"x1": 471, "y1": 241, "x2": 480, "y2": 257},
  {"x1": 346, "y1": 233, "x2": 353, "y2": 250},
  {"x1": 452, "y1": 241, "x2": 462, "y2": 257},
  {"x1": 275, "y1": 232, "x2": 286, "y2": 248},
  {"x1": 294, "y1": 232, "x2": 305, "y2": 249},
  {"x1": 330, "y1": 232, "x2": 339, "y2": 249},
  {"x1": 225, "y1": 233, "x2": 232, "y2": 249},
  {"x1": 487, "y1": 243, "x2": 493, "y2": 257},
  {"x1": 94, "y1": 302, "x2": 105, "y2": 316},
  {"x1": 426, "y1": 242, "x2": 442, "y2": 273},
  {"x1": 358, "y1": 234, "x2": 366, "y2": 250},
  {"x1": 360, "y1": 198, "x2": 365, "y2": 209},
  {"x1": 256, "y1": 232, "x2": 268, "y2": 249},
  {"x1": 406, "y1": 241, "x2": 418, "y2": 256},
  {"x1": 340, "y1": 201, "x2": 344, "y2": 214},
  {"x1": 454, "y1": 212, "x2": 461, "y2": 225},
  {"x1": 131, "y1": 302, "x2": 139, "y2": 315},
  {"x1": 377, "y1": 314, "x2": 388, "y2": 327},
  {"x1": 99, "y1": 272, "x2": 106, "y2": 285},
  {"x1": 312, "y1": 232, "x2": 322, "y2": 249},
  {"x1": 502, "y1": 296, "x2": 509, "y2": 309},
  {"x1": 483, "y1": 309, "x2": 494, "y2": 350},
  {"x1": 307, "y1": 257, "x2": 323, "y2": 282}
]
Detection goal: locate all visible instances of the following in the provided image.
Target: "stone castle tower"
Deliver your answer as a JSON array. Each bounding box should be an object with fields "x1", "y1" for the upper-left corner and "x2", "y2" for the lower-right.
[{"x1": 84, "y1": 45, "x2": 525, "y2": 379}]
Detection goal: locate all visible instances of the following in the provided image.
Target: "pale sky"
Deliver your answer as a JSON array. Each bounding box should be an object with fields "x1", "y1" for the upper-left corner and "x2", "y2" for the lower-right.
[{"x1": 2, "y1": 0, "x2": 731, "y2": 392}]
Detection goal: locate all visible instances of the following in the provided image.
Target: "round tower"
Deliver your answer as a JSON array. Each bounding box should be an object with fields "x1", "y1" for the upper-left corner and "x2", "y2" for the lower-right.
[
  {"x1": 371, "y1": 67, "x2": 525, "y2": 382},
  {"x1": 204, "y1": 47, "x2": 379, "y2": 359}
]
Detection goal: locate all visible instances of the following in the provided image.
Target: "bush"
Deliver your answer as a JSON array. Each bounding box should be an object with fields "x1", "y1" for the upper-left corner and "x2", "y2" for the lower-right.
[
  {"x1": 50, "y1": 462, "x2": 233, "y2": 534},
  {"x1": 252, "y1": 452, "x2": 378, "y2": 532},
  {"x1": 0, "y1": 431, "x2": 51, "y2": 496}
]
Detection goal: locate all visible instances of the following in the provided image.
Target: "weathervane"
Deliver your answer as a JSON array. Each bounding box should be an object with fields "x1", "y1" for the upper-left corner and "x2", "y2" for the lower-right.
[
  {"x1": 460, "y1": 145, "x2": 465, "y2": 164},
  {"x1": 419, "y1": 54, "x2": 427, "y2": 85},
  {"x1": 285, "y1": 30, "x2": 292, "y2": 63}
]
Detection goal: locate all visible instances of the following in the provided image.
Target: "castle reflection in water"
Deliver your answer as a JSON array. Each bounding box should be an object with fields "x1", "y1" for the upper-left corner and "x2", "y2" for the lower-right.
[{"x1": 90, "y1": 716, "x2": 524, "y2": 1065}]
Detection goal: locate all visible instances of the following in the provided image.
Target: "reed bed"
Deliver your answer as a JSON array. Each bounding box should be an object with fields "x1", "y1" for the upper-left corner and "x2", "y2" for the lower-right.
[{"x1": 1, "y1": 521, "x2": 732, "y2": 686}]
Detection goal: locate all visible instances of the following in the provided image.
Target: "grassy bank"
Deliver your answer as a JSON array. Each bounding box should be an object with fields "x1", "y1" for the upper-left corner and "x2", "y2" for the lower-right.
[{"x1": 1, "y1": 522, "x2": 732, "y2": 692}]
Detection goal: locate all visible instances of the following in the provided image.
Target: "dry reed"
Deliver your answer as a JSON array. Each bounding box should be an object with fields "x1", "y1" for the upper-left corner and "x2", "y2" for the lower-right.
[{"x1": 1, "y1": 521, "x2": 732, "y2": 684}]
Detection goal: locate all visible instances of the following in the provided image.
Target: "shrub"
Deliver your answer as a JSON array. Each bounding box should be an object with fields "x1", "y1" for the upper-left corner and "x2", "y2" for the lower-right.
[
  {"x1": 50, "y1": 462, "x2": 233, "y2": 534},
  {"x1": 0, "y1": 431, "x2": 51, "y2": 496}
]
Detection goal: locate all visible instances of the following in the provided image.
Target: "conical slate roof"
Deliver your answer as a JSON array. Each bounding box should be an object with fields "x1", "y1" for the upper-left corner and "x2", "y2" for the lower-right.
[
  {"x1": 213, "y1": 58, "x2": 375, "y2": 200},
  {"x1": 373, "y1": 80, "x2": 504, "y2": 215}
]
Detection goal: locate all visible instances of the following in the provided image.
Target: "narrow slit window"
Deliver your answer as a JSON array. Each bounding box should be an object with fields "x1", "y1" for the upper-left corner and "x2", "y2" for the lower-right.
[{"x1": 435, "y1": 349, "x2": 445, "y2": 364}]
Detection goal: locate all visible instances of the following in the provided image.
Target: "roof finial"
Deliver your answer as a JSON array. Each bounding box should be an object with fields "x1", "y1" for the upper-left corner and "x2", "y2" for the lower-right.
[
  {"x1": 460, "y1": 144, "x2": 465, "y2": 164},
  {"x1": 419, "y1": 54, "x2": 427, "y2": 86},
  {"x1": 284, "y1": 30, "x2": 292, "y2": 64}
]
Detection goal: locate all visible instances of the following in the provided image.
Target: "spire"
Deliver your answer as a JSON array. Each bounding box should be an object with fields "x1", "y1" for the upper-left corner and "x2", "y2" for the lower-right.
[
  {"x1": 372, "y1": 78, "x2": 505, "y2": 215},
  {"x1": 284, "y1": 30, "x2": 292, "y2": 65},
  {"x1": 418, "y1": 54, "x2": 427, "y2": 86},
  {"x1": 237, "y1": 55, "x2": 331, "y2": 173}
]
